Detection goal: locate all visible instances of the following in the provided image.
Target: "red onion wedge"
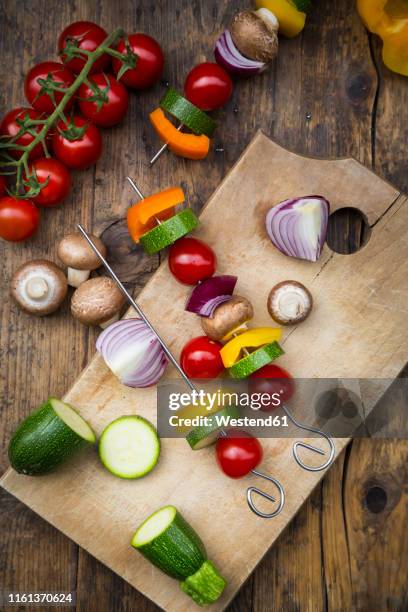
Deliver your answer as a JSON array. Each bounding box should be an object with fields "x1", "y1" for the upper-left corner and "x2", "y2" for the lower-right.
[
  {"x1": 186, "y1": 275, "x2": 238, "y2": 317},
  {"x1": 265, "y1": 196, "x2": 330, "y2": 262},
  {"x1": 214, "y1": 30, "x2": 266, "y2": 76},
  {"x1": 96, "y1": 318, "x2": 168, "y2": 388}
]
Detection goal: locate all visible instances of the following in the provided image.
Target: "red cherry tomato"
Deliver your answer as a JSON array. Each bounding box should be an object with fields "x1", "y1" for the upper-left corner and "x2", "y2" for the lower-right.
[
  {"x1": 168, "y1": 237, "x2": 216, "y2": 285},
  {"x1": 0, "y1": 107, "x2": 50, "y2": 161},
  {"x1": 0, "y1": 197, "x2": 40, "y2": 242},
  {"x1": 28, "y1": 158, "x2": 71, "y2": 207},
  {"x1": 78, "y1": 73, "x2": 129, "y2": 127},
  {"x1": 52, "y1": 116, "x2": 102, "y2": 170},
  {"x1": 216, "y1": 431, "x2": 263, "y2": 478},
  {"x1": 58, "y1": 21, "x2": 110, "y2": 74},
  {"x1": 249, "y1": 364, "x2": 295, "y2": 412},
  {"x1": 112, "y1": 34, "x2": 164, "y2": 89},
  {"x1": 24, "y1": 62, "x2": 75, "y2": 114},
  {"x1": 184, "y1": 62, "x2": 233, "y2": 111},
  {"x1": 0, "y1": 175, "x2": 7, "y2": 196},
  {"x1": 181, "y1": 336, "x2": 224, "y2": 379}
]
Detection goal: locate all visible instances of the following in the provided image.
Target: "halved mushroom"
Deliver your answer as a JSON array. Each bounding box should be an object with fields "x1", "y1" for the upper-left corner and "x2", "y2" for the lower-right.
[
  {"x1": 201, "y1": 295, "x2": 254, "y2": 341},
  {"x1": 267, "y1": 280, "x2": 313, "y2": 325},
  {"x1": 57, "y1": 232, "x2": 107, "y2": 288},
  {"x1": 71, "y1": 276, "x2": 126, "y2": 327},
  {"x1": 230, "y1": 9, "x2": 279, "y2": 64},
  {"x1": 10, "y1": 260, "x2": 68, "y2": 316}
]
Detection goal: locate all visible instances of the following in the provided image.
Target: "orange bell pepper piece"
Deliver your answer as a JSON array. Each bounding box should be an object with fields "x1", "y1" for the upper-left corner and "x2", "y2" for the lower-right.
[
  {"x1": 127, "y1": 187, "x2": 185, "y2": 243},
  {"x1": 150, "y1": 108, "x2": 210, "y2": 160}
]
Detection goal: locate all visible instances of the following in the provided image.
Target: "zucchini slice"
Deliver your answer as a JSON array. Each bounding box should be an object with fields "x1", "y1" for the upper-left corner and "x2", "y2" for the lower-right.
[
  {"x1": 8, "y1": 397, "x2": 96, "y2": 476},
  {"x1": 99, "y1": 415, "x2": 160, "y2": 479},
  {"x1": 140, "y1": 209, "x2": 199, "y2": 254},
  {"x1": 160, "y1": 88, "x2": 217, "y2": 137},
  {"x1": 186, "y1": 406, "x2": 241, "y2": 450},
  {"x1": 228, "y1": 341, "x2": 284, "y2": 378}
]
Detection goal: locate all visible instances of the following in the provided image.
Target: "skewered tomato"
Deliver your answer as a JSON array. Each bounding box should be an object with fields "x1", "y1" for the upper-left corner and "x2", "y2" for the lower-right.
[
  {"x1": 184, "y1": 62, "x2": 233, "y2": 111},
  {"x1": 58, "y1": 21, "x2": 110, "y2": 74},
  {"x1": 28, "y1": 158, "x2": 71, "y2": 207},
  {"x1": 78, "y1": 73, "x2": 129, "y2": 127},
  {"x1": 24, "y1": 62, "x2": 75, "y2": 114},
  {"x1": 0, "y1": 197, "x2": 39, "y2": 242},
  {"x1": 0, "y1": 175, "x2": 7, "y2": 196},
  {"x1": 0, "y1": 108, "x2": 50, "y2": 161},
  {"x1": 249, "y1": 364, "x2": 295, "y2": 411},
  {"x1": 181, "y1": 336, "x2": 224, "y2": 379},
  {"x1": 52, "y1": 116, "x2": 102, "y2": 169},
  {"x1": 112, "y1": 33, "x2": 164, "y2": 89},
  {"x1": 169, "y1": 237, "x2": 216, "y2": 285},
  {"x1": 216, "y1": 431, "x2": 263, "y2": 478}
]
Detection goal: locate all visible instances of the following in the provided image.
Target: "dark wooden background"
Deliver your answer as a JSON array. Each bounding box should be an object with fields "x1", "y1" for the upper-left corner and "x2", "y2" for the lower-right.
[{"x1": 0, "y1": 1, "x2": 407, "y2": 610}]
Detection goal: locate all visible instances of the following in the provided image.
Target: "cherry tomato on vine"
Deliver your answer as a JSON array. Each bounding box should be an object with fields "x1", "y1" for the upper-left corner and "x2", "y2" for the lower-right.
[
  {"x1": 181, "y1": 336, "x2": 224, "y2": 379},
  {"x1": 216, "y1": 431, "x2": 263, "y2": 478},
  {"x1": 169, "y1": 237, "x2": 216, "y2": 285},
  {"x1": 52, "y1": 116, "x2": 102, "y2": 170},
  {"x1": 24, "y1": 62, "x2": 75, "y2": 114},
  {"x1": 184, "y1": 62, "x2": 233, "y2": 111},
  {"x1": 27, "y1": 158, "x2": 71, "y2": 207},
  {"x1": 0, "y1": 175, "x2": 7, "y2": 196},
  {"x1": 0, "y1": 107, "x2": 50, "y2": 161},
  {"x1": 249, "y1": 364, "x2": 295, "y2": 411},
  {"x1": 58, "y1": 21, "x2": 111, "y2": 75},
  {"x1": 112, "y1": 34, "x2": 164, "y2": 89},
  {"x1": 0, "y1": 196, "x2": 40, "y2": 242},
  {"x1": 78, "y1": 73, "x2": 129, "y2": 127}
]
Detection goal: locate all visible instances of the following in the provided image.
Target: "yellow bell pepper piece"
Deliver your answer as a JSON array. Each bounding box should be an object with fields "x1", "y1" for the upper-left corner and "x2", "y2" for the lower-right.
[
  {"x1": 174, "y1": 388, "x2": 235, "y2": 433},
  {"x1": 255, "y1": 0, "x2": 306, "y2": 38},
  {"x1": 357, "y1": 0, "x2": 408, "y2": 76},
  {"x1": 220, "y1": 327, "x2": 282, "y2": 368}
]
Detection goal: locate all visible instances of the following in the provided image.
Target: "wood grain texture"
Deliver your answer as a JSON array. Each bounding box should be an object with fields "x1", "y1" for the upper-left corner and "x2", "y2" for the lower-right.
[{"x1": 0, "y1": 0, "x2": 407, "y2": 611}]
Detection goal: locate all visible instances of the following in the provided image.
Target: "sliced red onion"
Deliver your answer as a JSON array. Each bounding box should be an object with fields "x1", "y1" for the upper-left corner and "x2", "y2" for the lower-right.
[
  {"x1": 186, "y1": 275, "x2": 238, "y2": 317},
  {"x1": 214, "y1": 30, "x2": 266, "y2": 76},
  {"x1": 96, "y1": 318, "x2": 168, "y2": 388},
  {"x1": 265, "y1": 196, "x2": 330, "y2": 262}
]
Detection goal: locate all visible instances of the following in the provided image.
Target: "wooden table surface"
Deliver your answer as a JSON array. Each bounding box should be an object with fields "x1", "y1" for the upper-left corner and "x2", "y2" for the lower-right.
[{"x1": 0, "y1": 1, "x2": 407, "y2": 610}]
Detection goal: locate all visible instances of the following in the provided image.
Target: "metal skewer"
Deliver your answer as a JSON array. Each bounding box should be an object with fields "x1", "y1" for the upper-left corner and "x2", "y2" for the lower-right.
[{"x1": 150, "y1": 123, "x2": 183, "y2": 166}]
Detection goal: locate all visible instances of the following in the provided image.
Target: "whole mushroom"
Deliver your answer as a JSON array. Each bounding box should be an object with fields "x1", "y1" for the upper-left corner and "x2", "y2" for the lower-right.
[
  {"x1": 201, "y1": 295, "x2": 254, "y2": 341},
  {"x1": 10, "y1": 260, "x2": 68, "y2": 316},
  {"x1": 57, "y1": 232, "x2": 107, "y2": 288},
  {"x1": 71, "y1": 276, "x2": 126, "y2": 327},
  {"x1": 230, "y1": 8, "x2": 279, "y2": 64},
  {"x1": 267, "y1": 280, "x2": 313, "y2": 325}
]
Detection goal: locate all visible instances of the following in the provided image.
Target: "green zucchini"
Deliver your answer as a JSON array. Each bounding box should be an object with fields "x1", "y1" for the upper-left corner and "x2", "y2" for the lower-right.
[
  {"x1": 290, "y1": 0, "x2": 312, "y2": 14},
  {"x1": 186, "y1": 406, "x2": 241, "y2": 450},
  {"x1": 228, "y1": 341, "x2": 284, "y2": 378},
  {"x1": 99, "y1": 415, "x2": 160, "y2": 479},
  {"x1": 160, "y1": 88, "x2": 217, "y2": 137},
  {"x1": 140, "y1": 209, "x2": 199, "y2": 254},
  {"x1": 8, "y1": 397, "x2": 96, "y2": 475},
  {"x1": 180, "y1": 560, "x2": 227, "y2": 606}
]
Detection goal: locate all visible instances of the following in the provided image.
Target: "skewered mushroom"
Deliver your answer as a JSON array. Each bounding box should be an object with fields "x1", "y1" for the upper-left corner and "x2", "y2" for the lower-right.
[
  {"x1": 71, "y1": 277, "x2": 126, "y2": 327},
  {"x1": 230, "y1": 9, "x2": 279, "y2": 64},
  {"x1": 201, "y1": 295, "x2": 254, "y2": 341},
  {"x1": 10, "y1": 260, "x2": 68, "y2": 316},
  {"x1": 267, "y1": 280, "x2": 313, "y2": 325},
  {"x1": 57, "y1": 232, "x2": 107, "y2": 288}
]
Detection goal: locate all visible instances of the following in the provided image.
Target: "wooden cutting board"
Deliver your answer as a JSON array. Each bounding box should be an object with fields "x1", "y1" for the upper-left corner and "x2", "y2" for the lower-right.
[{"x1": 1, "y1": 133, "x2": 407, "y2": 611}]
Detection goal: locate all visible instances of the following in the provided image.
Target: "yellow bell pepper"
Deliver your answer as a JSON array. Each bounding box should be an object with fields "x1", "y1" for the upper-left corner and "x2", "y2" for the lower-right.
[
  {"x1": 255, "y1": 0, "x2": 306, "y2": 38},
  {"x1": 220, "y1": 327, "x2": 282, "y2": 368},
  {"x1": 357, "y1": 0, "x2": 408, "y2": 76}
]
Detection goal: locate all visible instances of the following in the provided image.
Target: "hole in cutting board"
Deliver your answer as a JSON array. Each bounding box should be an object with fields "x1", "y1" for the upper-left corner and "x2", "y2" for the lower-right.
[{"x1": 326, "y1": 207, "x2": 371, "y2": 254}]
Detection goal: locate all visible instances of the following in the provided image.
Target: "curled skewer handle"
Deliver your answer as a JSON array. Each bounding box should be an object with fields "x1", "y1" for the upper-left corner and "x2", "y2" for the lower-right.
[
  {"x1": 150, "y1": 123, "x2": 183, "y2": 166},
  {"x1": 281, "y1": 404, "x2": 335, "y2": 472},
  {"x1": 247, "y1": 469, "x2": 285, "y2": 519}
]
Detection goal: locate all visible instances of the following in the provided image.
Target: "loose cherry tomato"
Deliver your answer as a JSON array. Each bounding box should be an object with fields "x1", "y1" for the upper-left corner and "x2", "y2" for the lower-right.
[
  {"x1": 0, "y1": 107, "x2": 50, "y2": 161},
  {"x1": 52, "y1": 116, "x2": 102, "y2": 169},
  {"x1": 169, "y1": 237, "x2": 216, "y2": 285},
  {"x1": 78, "y1": 73, "x2": 129, "y2": 127},
  {"x1": 112, "y1": 34, "x2": 164, "y2": 89},
  {"x1": 0, "y1": 196, "x2": 40, "y2": 242},
  {"x1": 0, "y1": 175, "x2": 7, "y2": 196},
  {"x1": 28, "y1": 158, "x2": 71, "y2": 207},
  {"x1": 181, "y1": 336, "x2": 224, "y2": 379},
  {"x1": 184, "y1": 62, "x2": 233, "y2": 111},
  {"x1": 249, "y1": 364, "x2": 295, "y2": 411},
  {"x1": 24, "y1": 62, "x2": 75, "y2": 114},
  {"x1": 216, "y1": 431, "x2": 263, "y2": 478},
  {"x1": 58, "y1": 21, "x2": 111, "y2": 74}
]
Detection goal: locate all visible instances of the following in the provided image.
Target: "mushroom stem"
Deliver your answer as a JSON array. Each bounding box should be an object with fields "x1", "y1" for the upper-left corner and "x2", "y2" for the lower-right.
[
  {"x1": 67, "y1": 267, "x2": 91, "y2": 288},
  {"x1": 100, "y1": 313, "x2": 120, "y2": 329},
  {"x1": 25, "y1": 277, "x2": 49, "y2": 300}
]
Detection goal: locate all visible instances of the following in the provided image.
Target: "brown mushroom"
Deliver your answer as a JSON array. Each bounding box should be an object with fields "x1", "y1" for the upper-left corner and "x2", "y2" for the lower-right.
[
  {"x1": 267, "y1": 280, "x2": 313, "y2": 325},
  {"x1": 230, "y1": 8, "x2": 279, "y2": 64},
  {"x1": 71, "y1": 276, "x2": 126, "y2": 327},
  {"x1": 10, "y1": 260, "x2": 68, "y2": 316},
  {"x1": 201, "y1": 295, "x2": 254, "y2": 341},
  {"x1": 57, "y1": 232, "x2": 107, "y2": 288}
]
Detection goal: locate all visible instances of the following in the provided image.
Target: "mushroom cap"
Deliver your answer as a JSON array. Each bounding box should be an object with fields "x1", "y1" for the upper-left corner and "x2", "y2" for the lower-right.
[
  {"x1": 201, "y1": 295, "x2": 254, "y2": 341},
  {"x1": 71, "y1": 276, "x2": 126, "y2": 325},
  {"x1": 230, "y1": 9, "x2": 279, "y2": 64},
  {"x1": 10, "y1": 259, "x2": 68, "y2": 316},
  {"x1": 267, "y1": 280, "x2": 313, "y2": 325},
  {"x1": 57, "y1": 232, "x2": 107, "y2": 271}
]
